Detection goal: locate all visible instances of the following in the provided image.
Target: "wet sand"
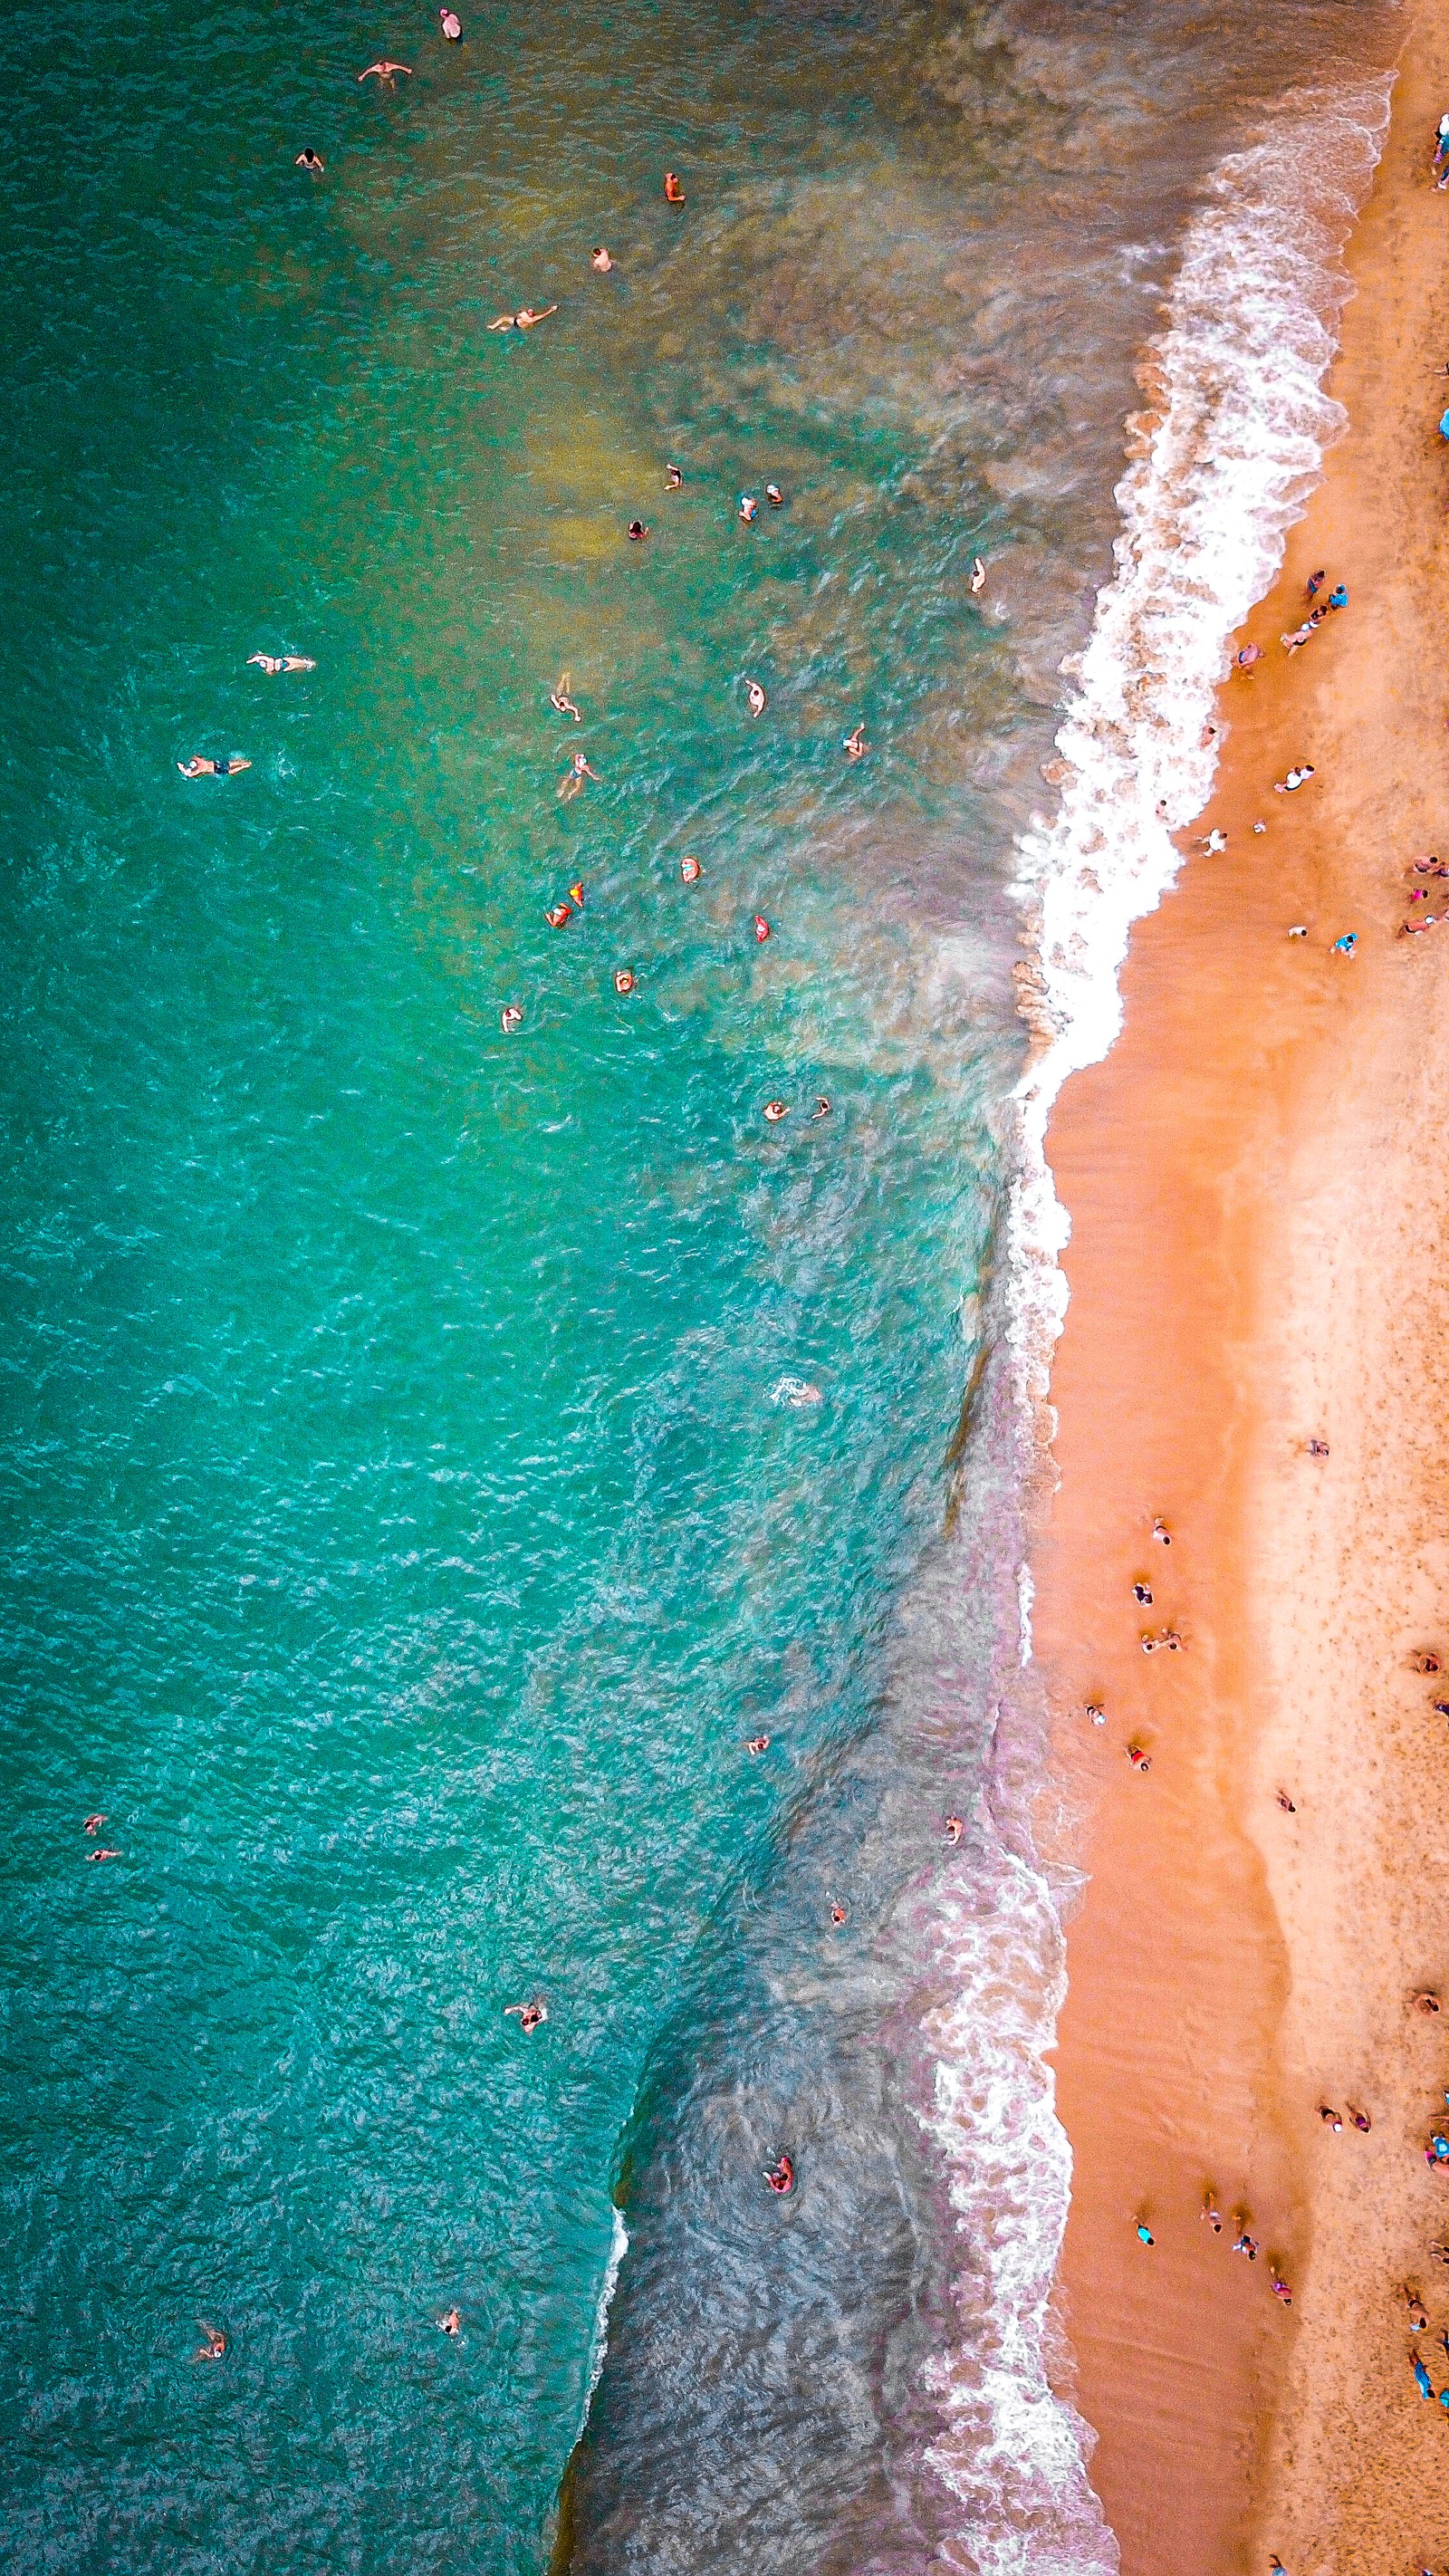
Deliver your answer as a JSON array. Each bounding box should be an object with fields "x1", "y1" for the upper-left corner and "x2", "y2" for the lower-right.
[{"x1": 1033, "y1": 10, "x2": 1449, "y2": 2570}]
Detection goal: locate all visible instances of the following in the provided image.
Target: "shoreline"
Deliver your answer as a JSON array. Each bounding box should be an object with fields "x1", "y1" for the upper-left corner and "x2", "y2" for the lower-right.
[{"x1": 1031, "y1": 9, "x2": 1449, "y2": 2569}]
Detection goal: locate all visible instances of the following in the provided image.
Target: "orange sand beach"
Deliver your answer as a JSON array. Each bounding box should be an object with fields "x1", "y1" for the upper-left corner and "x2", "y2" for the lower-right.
[{"x1": 1032, "y1": 10, "x2": 1449, "y2": 2571}]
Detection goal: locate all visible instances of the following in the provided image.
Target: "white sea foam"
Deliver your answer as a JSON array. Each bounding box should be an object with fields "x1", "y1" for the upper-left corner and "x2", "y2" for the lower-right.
[
  {"x1": 1009, "y1": 82, "x2": 1391, "y2": 1419},
  {"x1": 920, "y1": 83, "x2": 1391, "y2": 2571},
  {"x1": 584, "y1": 2205, "x2": 629, "y2": 2411}
]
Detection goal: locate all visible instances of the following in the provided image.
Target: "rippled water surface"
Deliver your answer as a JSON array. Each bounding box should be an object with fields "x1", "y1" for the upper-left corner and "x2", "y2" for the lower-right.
[{"x1": 0, "y1": 2, "x2": 1398, "y2": 2570}]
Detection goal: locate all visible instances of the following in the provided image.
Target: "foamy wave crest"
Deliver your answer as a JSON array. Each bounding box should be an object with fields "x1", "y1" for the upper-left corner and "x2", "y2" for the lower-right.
[
  {"x1": 1010, "y1": 81, "x2": 1390, "y2": 1420},
  {"x1": 920, "y1": 1831, "x2": 1116, "y2": 2573},
  {"x1": 917, "y1": 84, "x2": 1391, "y2": 2575},
  {"x1": 584, "y1": 2206, "x2": 629, "y2": 2411}
]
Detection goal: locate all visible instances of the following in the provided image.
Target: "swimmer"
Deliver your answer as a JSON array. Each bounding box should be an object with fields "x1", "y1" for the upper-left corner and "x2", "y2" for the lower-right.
[
  {"x1": 590, "y1": 246, "x2": 613, "y2": 272},
  {"x1": 504, "y1": 1999, "x2": 547, "y2": 2033},
  {"x1": 359, "y1": 59, "x2": 413, "y2": 82},
  {"x1": 763, "y1": 1101, "x2": 789, "y2": 1123},
  {"x1": 830, "y1": 1902, "x2": 847, "y2": 1925},
  {"x1": 439, "y1": 6, "x2": 462, "y2": 33},
  {"x1": 664, "y1": 172, "x2": 685, "y2": 203},
  {"x1": 569, "y1": 882, "x2": 584, "y2": 905},
  {"x1": 628, "y1": 520, "x2": 649, "y2": 541},
  {"x1": 1152, "y1": 1518, "x2": 1171, "y2": 1544},
  {"x1": 1319, "y1": 2105, "x2": 1342, "y2": 2129},
  {"x1": 614, "y1": 969, "x2": 636, "y2": 995},
  {"x1": 488, "y1": 305, "x2": 558, "y2": 332},
  {"x1": 745, "y1": 1734, "x2": 770, "y2": 1754},
  {"x1": 666, "y1": 463, "x2": 683, "y2": 489},
  {"x1": 753, "y1": 915, "x2": 771, "y2": 942},
  {"x1": 763, "y1": 2154, "x2": 793, "y2": 2194},
  {"x1": 745, "y1": 679, "x2": 767, "y2": 716},
  {"x1": 843, "y1": 725, "x2": 867, "y2": 760},
  {"x1": 766, "y1": 484, "x2": 783, "y2": 507},
  {"x1": 83, "y1": 1814, "x2": 105, "y2": 1833},
  {"x1": 1135, "y1": 2220, "x2": 1155, "y2": 2246},
  {"x1": 558, "y1": 752, "x2": 600, "y2": 802},
  {"x1": 1132, "y1": 1581, "x2": 1153, "y2": 1605},
  {"x1": 438, "y1": 2306, "x2": 462, "y2": 2334},
  {"x1": 195, "y1": 2323, "x2": 226, "y2": 2361},
  {"x1": 501, "y1": 1004, "x2": 523, "y2": 1033},
  {"x1": 970, "y1": 558, "x2": 986, "y2": 594},
  {"x1": 87, "y1": 1848, "x2": 120, "y2": 1861},
  {"x1": 178, "y1": 756, "x2": 251, "y2": 777},
  {"x1": 247, "y1": 654, "x2": 315, "y2": 673},
  {"x1": 295, "y1": 149, "x2": 325, "y2": 173},
  {"x1": 739, "y1": 495, "x2": 758, "y2": 524},
  {"x1": 811, "y1": 1098, "x2": 830, "y2": 1119},
  {"x1": 944, "y1": 1814, "x2": 964, "y2": 1846},
  {"x1": 680, "y1": 854, "x2": 701, "y2": 882},
  {"x1": 544, "y1": 902, "x2": 573, "y2": 928},
  {"x1": 549, "y1": 674, "x2": 581, "y2": 720}
]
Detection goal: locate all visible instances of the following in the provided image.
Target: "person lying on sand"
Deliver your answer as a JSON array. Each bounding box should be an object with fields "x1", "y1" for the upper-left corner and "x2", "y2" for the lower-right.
[{"x1": 1274, "y1": 764, "x2": 1315, "y2": 792}]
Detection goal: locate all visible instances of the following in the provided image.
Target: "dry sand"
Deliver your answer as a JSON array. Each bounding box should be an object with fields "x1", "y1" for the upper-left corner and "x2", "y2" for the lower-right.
[{"x1": 1032, "y1": 10, "x2": 1449, "y2": 2570}]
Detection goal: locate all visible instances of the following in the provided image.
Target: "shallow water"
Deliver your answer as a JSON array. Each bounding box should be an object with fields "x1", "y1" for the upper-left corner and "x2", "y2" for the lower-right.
[{"x1": 0, "y1": 2, "x2": 1400, "y2": 2571}]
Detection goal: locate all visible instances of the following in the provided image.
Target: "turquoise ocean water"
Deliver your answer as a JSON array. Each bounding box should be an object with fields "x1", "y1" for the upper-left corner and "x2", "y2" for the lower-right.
[{"x1": 0, "y1": 3, "x2": 1397, "y2": 2570}]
